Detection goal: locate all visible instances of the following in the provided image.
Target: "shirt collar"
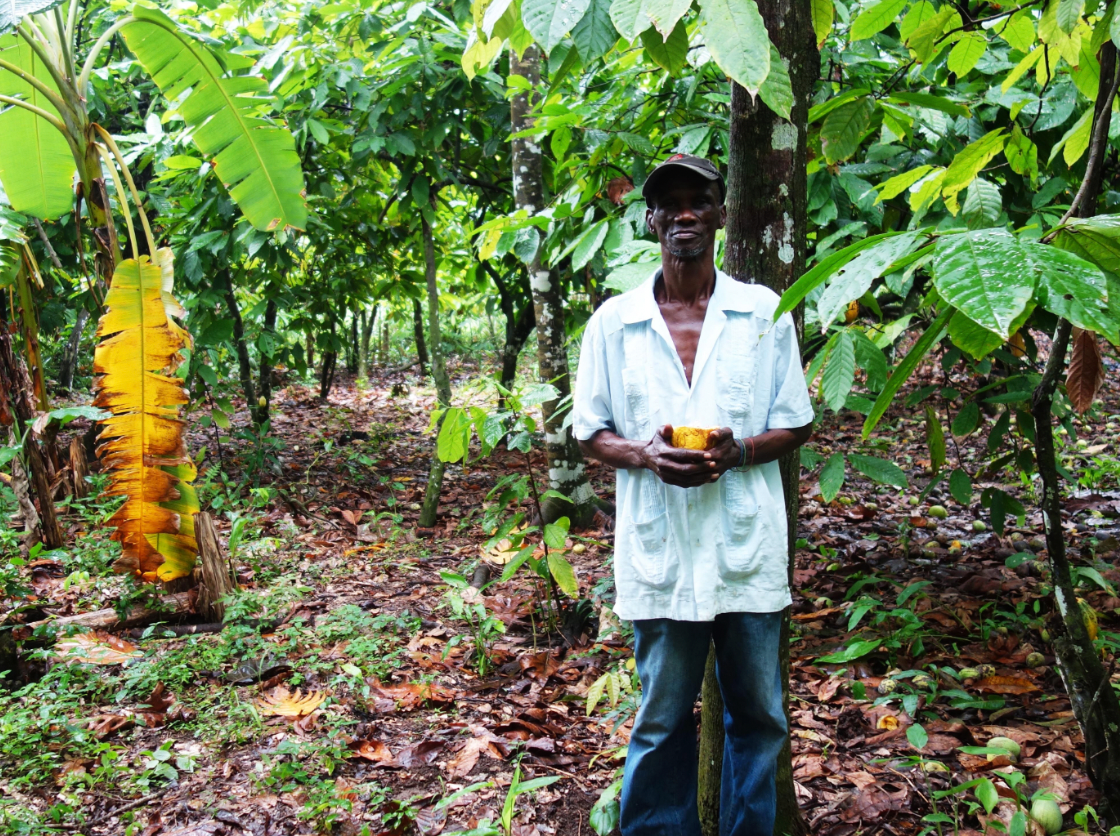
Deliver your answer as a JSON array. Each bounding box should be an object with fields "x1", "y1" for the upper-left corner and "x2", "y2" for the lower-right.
[{"x1": 618, "y1": 267, "x2": 756, "y2": 324}]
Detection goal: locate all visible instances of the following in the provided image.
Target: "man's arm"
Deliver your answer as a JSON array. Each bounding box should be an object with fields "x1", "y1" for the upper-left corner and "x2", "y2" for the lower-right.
[{"x1": 579, "y1": 422, "x2": 813, "y2": 489}]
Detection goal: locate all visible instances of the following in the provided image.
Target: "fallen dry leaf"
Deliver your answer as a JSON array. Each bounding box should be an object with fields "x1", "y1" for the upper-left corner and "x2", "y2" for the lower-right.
[
  {"x1": 976, "y1": 676, "x2": 1040, "y2": 695},
  {"x1": 256, "y1": 687, "x2": 327, "y2": 717},
  {"x1": 55, "y1": 631, "x2": 143, "y2": 665}
]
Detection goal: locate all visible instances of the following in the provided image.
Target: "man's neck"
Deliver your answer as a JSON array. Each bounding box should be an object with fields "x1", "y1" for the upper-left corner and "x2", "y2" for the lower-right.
[{"x1": 657, "y1": 247, "x2": 717, "y2": 306}]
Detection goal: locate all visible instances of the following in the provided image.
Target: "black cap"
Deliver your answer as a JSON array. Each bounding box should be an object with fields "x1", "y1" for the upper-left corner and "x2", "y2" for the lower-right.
[{"x1": 642, "y1": 154, "x2": 726, "y2": 206}]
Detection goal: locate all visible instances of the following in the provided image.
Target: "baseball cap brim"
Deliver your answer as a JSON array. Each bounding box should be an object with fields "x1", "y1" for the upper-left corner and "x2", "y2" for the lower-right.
[{"x1": 642, "y1": 160, "x2": 725, "y2": 204}]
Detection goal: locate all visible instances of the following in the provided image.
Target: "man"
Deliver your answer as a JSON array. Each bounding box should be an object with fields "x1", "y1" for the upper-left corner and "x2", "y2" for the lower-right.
[{"x1": 572, "y1": 155, "x2": 814, "y2": 836}]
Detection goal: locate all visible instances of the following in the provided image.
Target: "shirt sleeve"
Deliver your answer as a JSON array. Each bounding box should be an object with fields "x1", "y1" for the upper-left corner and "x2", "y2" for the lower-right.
[
  {"x1": 766, "y1": 312, "x2": 815, "y2": 431},
  {"x1": 572, "y1": 311, "x2": 616, "y2": 441}
]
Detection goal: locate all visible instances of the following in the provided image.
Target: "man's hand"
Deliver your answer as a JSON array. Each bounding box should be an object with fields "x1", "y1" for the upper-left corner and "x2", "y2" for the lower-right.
[{"x1": 641, "y1": 425, "x2": 738, "y2": 488}]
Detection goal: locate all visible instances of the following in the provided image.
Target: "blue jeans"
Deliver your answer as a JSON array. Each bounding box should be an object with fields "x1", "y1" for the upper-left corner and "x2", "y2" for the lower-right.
[{"x1": 620, "y1": 612, "x2": 787, "y2": 836}]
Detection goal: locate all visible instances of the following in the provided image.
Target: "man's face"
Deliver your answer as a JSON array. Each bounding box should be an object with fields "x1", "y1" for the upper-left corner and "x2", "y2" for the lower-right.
[{"x1": 645, "y1": 172, "x2": 726, "y2": 261}]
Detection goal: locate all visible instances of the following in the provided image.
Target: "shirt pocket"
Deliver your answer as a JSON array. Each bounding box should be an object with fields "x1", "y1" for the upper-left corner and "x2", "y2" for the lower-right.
[
  {"x1": 627, "y1": 472, "x2": 677, "y2": 589},
  {"x1": 716, "y1": 320, "x2": 760, "y2": 435},
  {"x1": 718, "y1": 470, "x2": 768, "y2": 578},
  {"x1": 621, "y1": 367, "x2": 652, "y2": 439}
]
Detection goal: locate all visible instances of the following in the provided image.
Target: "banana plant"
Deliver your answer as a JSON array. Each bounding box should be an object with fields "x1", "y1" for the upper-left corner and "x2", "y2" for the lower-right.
[{"x1": 0, "y1": 0, "x2": 307, "y2": 584}]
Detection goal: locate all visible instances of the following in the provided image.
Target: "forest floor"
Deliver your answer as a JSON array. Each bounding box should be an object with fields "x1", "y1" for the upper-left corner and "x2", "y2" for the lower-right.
[{"x1": 4, "y1": 350, "x2": 1120, "y2": 836}]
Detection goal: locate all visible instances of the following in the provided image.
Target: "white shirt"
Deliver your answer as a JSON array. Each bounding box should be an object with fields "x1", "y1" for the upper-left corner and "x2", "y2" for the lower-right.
[{"x1": 573, "y1": 269, "x2": 814, "y2": 622}]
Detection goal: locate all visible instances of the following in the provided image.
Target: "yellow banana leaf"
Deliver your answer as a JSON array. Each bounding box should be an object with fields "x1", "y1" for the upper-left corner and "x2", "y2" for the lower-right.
[{"x1": 93, "y1": 251, "x2": 198, "y2": 581}]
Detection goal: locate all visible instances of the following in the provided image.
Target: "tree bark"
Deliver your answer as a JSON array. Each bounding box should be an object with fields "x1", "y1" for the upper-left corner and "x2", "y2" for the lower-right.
[
  {"x1": 220, "y1": 270, "x2": 261, "y2": 424},
  {"x1": 418, "y1": 215, "x2": 455, "y2": 528},
  {"x1": 1028, "y1": 41, "x2": 1120, "y2": 827},
  {"x1": 0, "y1": 325, "x2": 63, "y2": 550},
  {"x1": 358, "y1": 308, "x2": 375, "y2": 382},
  {"x1": 413, "y1": 297, "x2": 430, "y2": 373},
  {"x1": 509, "y1": 46, "x2": 598, "y2": 527},
  {"x1": 59, "y1": 307, "x2": 90, "y2": 392},
  {"x1": 257, "y1": 298, "x2": 277, "y2": 423},
  {"x1": 481, "y1": 261, "x2": 536, "y2": 399},
  {"x1": 698, "y1": 4, "x2": 817, "y2": 832},
  {"x1": 346, "y1": 309, "x2": 359, "y2": 374}
]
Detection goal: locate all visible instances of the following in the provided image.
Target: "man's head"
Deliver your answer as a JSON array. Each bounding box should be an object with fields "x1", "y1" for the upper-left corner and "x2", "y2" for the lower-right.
[{"x1": 643, "y1": 156, "x2": 726, "y2": 261}]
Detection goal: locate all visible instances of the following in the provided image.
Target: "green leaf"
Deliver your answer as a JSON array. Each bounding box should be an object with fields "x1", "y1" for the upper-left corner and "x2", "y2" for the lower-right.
[
  {"x1": 571, "y1": 220, "x2": 610, "y2": 270},
  {"x1": 0, "y1": 0, "x2": 63, "y2": 33},
  {"x1": 850, "y1": 0, "x2": 907, "y2": 41},
  {"x1": 812, "y1": 0, "x2": 834, "y2": 45},
  {"x1": 886, "y1": 92, "x2": 970, "y2": 119},
  {"x1": 808, "y1": 87, "x2": 872, "y2": 124},
  {"x1": 1032, "y1": 245, "x2": 1114, "y2": 340},
  {"x1": 522, "y1": 0, "x2": 593, "y2": 51},
  {"x1": 875, "y1": 165, "x2": 934, "y2": 202},
  {"x1": 932, "y1": 230, "x2": 1035, "y2": 338},
  {"x1": 610, "y1": 0, "x2": 651, "y2": 41},
  {"x1": 547, "y1": 553, "x2": 579, "y2": 597},
  {"x1": 976, "y1": 778, "x2": 999, "y2": 815},
  {"x1": 640, "y1": 20, "x2": 689, "y2": 72},
  {"x1": 817, "y1": 232, "x2": 922, "y2": 329},
  {"x1": 1053, "y1": 213, "x2": 1120, "y2": 273},
  {"x1": 642, "y1": 0, "x2": 692, "y2": 38},
  {"x1": 906, "y1": 5, "x2": 957, "y2": 62},
  {"x1": 899, "y1": 0, "x2": 936, "y2": 40},
  {"x1": 777, "y1": 231, "x2": 905, "y2": 318},
  {"x1": 925, "y1": 406, "x2": 946, "y2": 474},
  {"x1": 817, "y1": 638, "x2": 880, "y2": 663},
  {"x1": 604, "y1": 261, "x2": 658, "y2": 292},
  {"x1": 122, "y1": 5, "x2": 307, "y2": 231},
  {"x1": 864, "y1": 306, "x2": 953, "y2": 438},
  {"x1": 821, "y1": 331, "x2": 855, "y2": 412},
  {"x1": 949, "y1": 468, "x2": 972, "y2": 504},
  {"x1": 0, "y1": 35, "x2": 75, "y2": 219},
  {"x1": 573, "y1": 0, "x2": 618, "y2": 60},
  {"x1": 590, "y1": 780, "x2": 622, "y2": 836},
  {"x1": 947, "y1": 31, "x2": 986, "y2": 76},
  {"x1": 758, "y1": 44, "x2": 793, "y2": 120},
  {"x1": 543, "y1": 516, "x2": 570, "y2": 548},
  {"x1": 952, "y1": 401, "x2": 979, "y2": 436},
  {"x1": 819, "y1": 452, "x2": 846, "y2": 502},
  {"x1": 436, "y1": 407, "x2": 473, "y2": 463},
  {"x1": 961, "y1": 178, "x2": 1002, "y2": 229},
  {"x1": 1057, "y1": 0, "x2": 1083, "y2": 33},
  {"x1": 941, "y1": 129, "x2": 1006, "y2": 209},
  {"x1": 1001, "y1": 9, "x2": 1036, "y2": 51},
  {"x1": 45, "y1": 406, "x2": 110, "y2": 426},
  {"x1": 852, "y1": 330, "x2": 888, "y2": 391},
  {"x1": 697, "y1": 0, "x2": 771, "y2": 93},
  {"x1": 849, "y1": 453, "x2": 908, "y2": 487},
  {"x1": 307, "y1": 117, "x2": 330, "y2": 145},
  {"x1": 821, "y1": 97, "x2": 874, "y2": 163},
  {"x1": 947, "y1": 313, "x2": 1001, "y2": 360},
  {"x1": 907, "y1": 722, "x2": 929, "y2": 750}
]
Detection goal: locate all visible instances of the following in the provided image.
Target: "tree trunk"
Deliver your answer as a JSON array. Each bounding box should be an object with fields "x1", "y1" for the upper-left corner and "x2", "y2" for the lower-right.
[
  {"x1": 319, "y1": 350, "x2": 336, "y2": 400},
  {"x1": 413, "y1": 297, "x2": 429, "y2": 373},
  {"x1": 306, "y1": 331, "x2": 315, "y2": 370},
  {"x1": 346, "y1": 310, "x2": 359, "y2": 373},
  {"x1": 358, "y1": 308, "x2": 374, "y2": 382},
  {"x1": 698, "y1": 4, "x2": 817, "y2": 833},
  {"x1": 221, "y1": 270, "x2": 261, "y2": 424},
  {"x1": 59, "y1": 307, "x2": 90, "y2": 392},
  {"x1": 509, "y1": 46, "x2": 598, "y2": 527},
  {"x1": 381, "y1": 315, "x2": 390, "y2": 364},
  {"x1": 257, "y1": 298, "x2": 277, "y2": 423},
  {"x1": 0, "y1": 326, "x2": 63, "y2": 550},
  {"x1": 418, "y1": 215, "x2": 455, "y2": 528},
  {"x1": 1028, "y1": 41, "x2": 1120, "y2": 828}
]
